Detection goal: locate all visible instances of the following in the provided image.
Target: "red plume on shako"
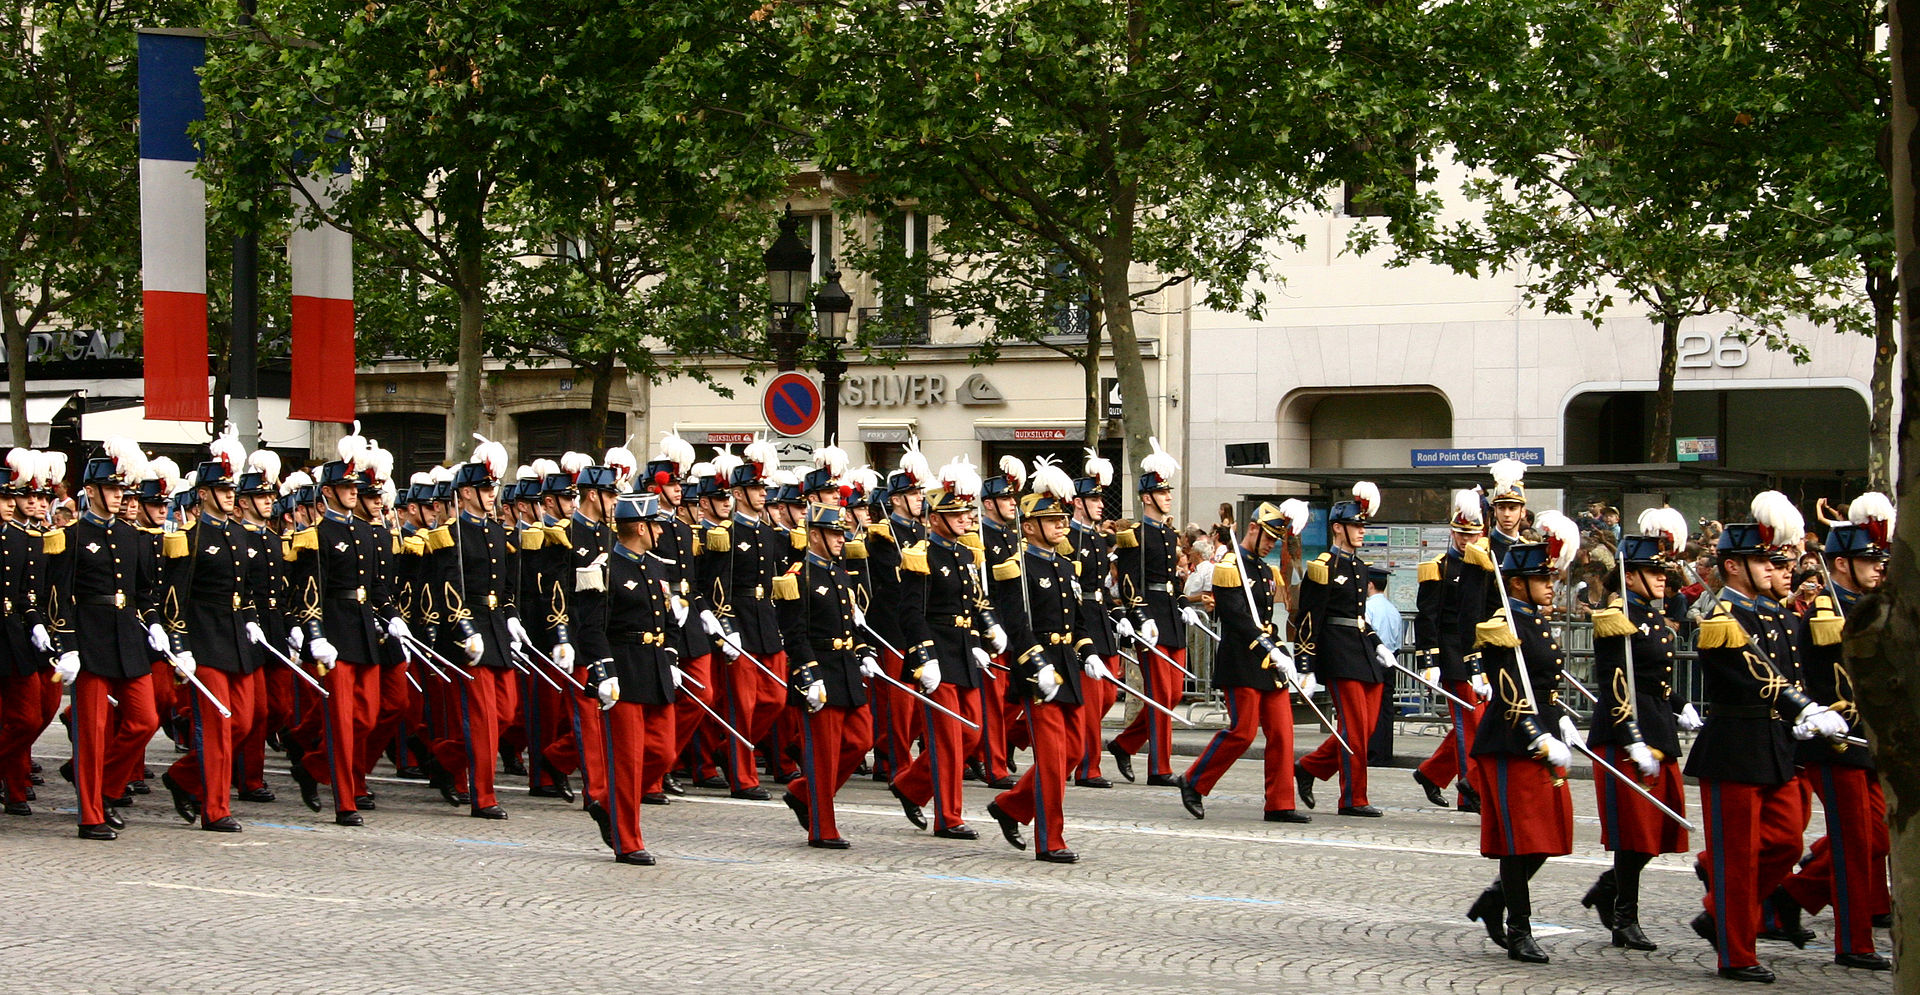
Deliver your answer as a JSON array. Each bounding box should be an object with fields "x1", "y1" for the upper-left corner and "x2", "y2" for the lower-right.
[
  {"x1": 1534, "y1": 511, "x2": 1580, "y2": 574},
  {"x1": 1849, "y1": 490, "x2": 1896, "y2": 547}
]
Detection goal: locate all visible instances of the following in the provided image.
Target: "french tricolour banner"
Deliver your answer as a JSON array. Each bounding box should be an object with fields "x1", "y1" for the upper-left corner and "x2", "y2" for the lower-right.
[
  {"x1": 138, "y1": 30, "x2": 210, "y2": 422},
  {"x1": 288, "y1": 166, "x2": 355, "y2": 424}
]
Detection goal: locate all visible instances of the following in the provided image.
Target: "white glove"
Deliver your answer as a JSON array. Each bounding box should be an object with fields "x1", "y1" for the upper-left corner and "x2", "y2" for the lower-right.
[
  {"x1": 1627, "y1": 741, "x2": 1659, "y2": 778},
  {"x1": 1795, "y1": 704, "x2": 1849, "y2": 741},
  {"x1": 971, "y1": 646, "x2": 994, "y2": 672},
  {"x1": 147, "y1": 623, "x2": 170, "y2": 653},
  {"x1": 245, "y1": 621, "x2": 267, "y2": 645},
  {"x1": 507, "y1": 617, "x2": 530, "y2": 651},
  {"x1": 1139, "y1": 618, "x2": 1159, "y2": 646},
  {"x1": 1114, "y1": 617, "x2": 1137, "y2": 641},
  {"x1": 1557, "y1": 714, "x2": 1586, "y2": 749},
  {"x1": 804, "y1": 679, "x2": 828, "y2": 712},
  {"x1": 917, "y1": 659, "x2": 941, "y2": 693},
  {"x1": 986, "y1": 624, "x2": 1008, "y2": 655},
  {"x1": 170, "y1": 651, "x2": 198, "y2": 679},
  {"x1": 463, "y1": 633, "x2": 485, "y2": 662},
  {"x1": 1420, "y1": 666, "x2": 1440, "y2": 686},
  {"x1": 1529, "y1": 734, "x2": 1573, "y2": 770},
  {"x1": 852, "y1": 605, "x2": 867, "y2": 630},
  {"x1": 53, "y1": 650, "x2": 80, "y2": 684},
  {"x1": 387, "y1": 616, "x2": 411, "y2": 643},
  {"x1": 29, "y1": 624, "x2": 51, "y2": 653},
  {"x1": 1083, "y1": 653, "x2": 1112, "y2": 683},
  {"x1": 553, "y1": 642, "x2": 576, "y2": 668},
  {"x1": 1676, "y1": 702, "x2": 1703, "y2": 731},
  {"x1": 1036, "y1": 663, "x2": 1062, "y2": 701},
  {"x1": 668, "y1": 666, "x2": 686, "y2": 690},
  {"x1": 597, "y1": 676, "x2": 620, "y2": 709},
  {"x1": 1296, "y1": 672, "x2": 1321, "y2": 699},
  {"x1": 670, "y1": 596, "x2": 689, "y2": 627},
  {"x1": 1374, "y1": 643, "x2": 1397, "y2": 673},
  {"x1": 1471, "y1": 672, "x2": 1492, "y2": 702},
  {"x1": 1267, "y1": 649, "x2": 1298, "y2": 685},
  {"x1": 718, "y1": 630, "x2": 743, "y2": 661},
  {"x1": 310, "y1": 636, "x2": 339, "y2": 668},
  {"x1": 858, "y1": 653, "x2": 882, "y2": 679},
  {"x1": 700, "y1": 610, "x2": 724, "y2": 637},
  {"x1": 289, "y1": 627, "x2": 305, "y2": 652}
]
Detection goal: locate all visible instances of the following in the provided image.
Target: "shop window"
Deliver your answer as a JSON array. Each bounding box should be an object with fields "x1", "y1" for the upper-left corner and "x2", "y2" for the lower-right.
[
  {"x1": 359, "y1": 412, "x2": 447, "y2": 474},
  {"x1": 516, "y1": 411, "x2": 627, "y2": 465}
]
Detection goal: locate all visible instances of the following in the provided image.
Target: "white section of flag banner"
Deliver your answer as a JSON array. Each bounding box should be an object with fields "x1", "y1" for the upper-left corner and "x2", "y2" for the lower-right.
[
  {"x1": 289, "y1": 170, "x2": 353, "y2": 301},
  {"x1": 139, "y1": 159, "x2": 207, "y2": 296}
]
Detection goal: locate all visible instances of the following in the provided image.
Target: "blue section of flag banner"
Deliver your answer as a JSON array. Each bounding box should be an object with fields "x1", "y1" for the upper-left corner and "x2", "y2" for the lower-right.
[{"x1": 138, "y1": 32, "x2": 206, "y2": 162}]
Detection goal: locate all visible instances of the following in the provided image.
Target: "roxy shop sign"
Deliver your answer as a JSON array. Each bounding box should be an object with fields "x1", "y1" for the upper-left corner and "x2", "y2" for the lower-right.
[{"x1": 839, "y1": 372, "x2": 1002, "y2": 407}]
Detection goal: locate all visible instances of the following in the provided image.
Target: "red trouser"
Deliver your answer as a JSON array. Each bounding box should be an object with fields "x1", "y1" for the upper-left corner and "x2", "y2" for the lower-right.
[
  {"x1": 552, "y1": 666, "x2": 607, "y2": 803},
  {"x1": 1594, "y1": 747, "x2": 1688, "y2": 854},
  {"x1": 1414, "y1": 679, "x2": 1482, "y2": 793},
  {"x1": 1298, "y1": 677, "x2": 1383, "y2": 808},
  {"x1": 601, "y1": 700, "x2": 673, "y2": 854},
  {"x1": 772, "y1": 706, "x2": 803, "y2": 778},
  {"x1": 723, "y1": 650, "x2": 787, "y2": 790},
  {"x1": 993, "y1": 699, "x2": 1076, "y2": 853},
  {"x1": 522, "y1": 667, "x2": 570, "y2": 787},
  {"x1": 304, "y1": 661, "x2": 378, "y2": 812},
  {"x1": 1782, "y1": 765, "x2": 1885, "y2": 955},
  {"x1": 72, "y1": 671, "x2": 159, "y2": 827},
  {"x1": 167, "y1": 668, "x2": 260, "y2": 823},
  {"x1": 656, "y1": 654, "x2": 716, "y2": 793},
  {"x1": 1472, "y1": 753, "x2": 1574, "y2": 856},
  {"x1": 971, "y1": 661, "x2": 1014, "y2": 780},
  {"x1": 893, "y1": 683, "x2": 980, "y2": 832},
  {"x1": 234, "y1": 669, "x2": 270, "y2": 792},
  {"x1": 149, "y1": 660, "x2": 178, "y2": 740},
  {"x1": 1698, "y1": 778, "x2": 1808, "y2": 970},
  {"x1": 0, "y1": 672, "x2": 57, "y2": 802},
  {"x1": 786, "y1": 703, "x2": 874, "y2": 842},
  {"x1": 263, "y1": 663, "x2": 294, "y2": 741},
  {"x1": 1074, "y1": 656, "x2": 1121, "y2": 780},
  {"x1": 1110, "y1": 647, "x2": 1186, "y2": 777},
  {"x1": 357, "y1": 663, "x2": 414, "y2": 780},
  {"x1": 433, "y1": 666, "x2": 511, "y2": 809},
  {"x1": 883, "y1": 651, "x2": 922, "y2": 772},
  {"x1": 1183, "y1": 687, "x2": 1295, "y2": 809}
]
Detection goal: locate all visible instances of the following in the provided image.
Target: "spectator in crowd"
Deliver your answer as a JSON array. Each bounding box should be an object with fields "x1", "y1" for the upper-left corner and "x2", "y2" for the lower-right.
[
  {"x1": 1182, "y1": 537, "x2": 1217, "y2": 614},
  {"x1": 1217, "y1": 502, "x2": 1235, "y2": 535},
  {"x1": 50, "y1": 499, "x2": 75, "y2": 527},
  {"x1": 1363, "y1": 566, "x2": 1404, "y2": 655},
  {"x1": 1601, "y1": 506, "x2": 1622, "y2": 542},
  {"x1": 1577, "y1": 498, "x2": 1608, "y2": 533},
  {"x1": 1788, "y1": 568, "x2": 1824, "y2": 616}
]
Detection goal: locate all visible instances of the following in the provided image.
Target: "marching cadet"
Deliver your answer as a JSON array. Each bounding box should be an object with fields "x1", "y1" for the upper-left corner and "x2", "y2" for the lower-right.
[
  {"x1": 777, "y1": 501, "x2": 876, "y2": 849},
  {"x1": 1411, "y1": 491, "x2": 1495, "y2": 812},
  {"x1": 48, "y1": 437, "x2": 163, "y2": 840},
  {"x1": 579, "y1": 492, "x2": 688, "y2": 865},
  {"x1": 889, "y1": 456, "x2": 996, "y2": 841},
  {"x1": 288, "y1": 429, "x2": 412, "y2": 825},
  {"x1": 865, "y1": 440, "x2": 933, "y2": 781},
  {"x1": 233, "y1": 449, "x2": 288, "y2": 803},
  {"x1": 431, "y1": 435, "x2": 524, "y2": 821},
  {"x1": 1175, "y1": 501, "x2": 1312, "y2": 822},
  {"x1": 520, "y1": 455, "x2": 585, "y2": 800},
  {"x1": 1775, "y1": 493, "x2": 1893, "y2": 971},
  {"x1": 129, "y1": 457, "x2": 182, "y2": 749},
  {"x1": 1687, "y1": 493, "x2": 1850, "y2": 983},
  {"x1": 1065, "y1": 449, "x2": 1122, "y2": 789},
  {"x1": 836, "y1": 465, "x2": 883, "y2": 778},
  {"x1": 1108, "y1": 438, "x2": 1185, "y2": 786},
  {"x1": 699, "y1": 440, "x2": 790, "y2": 800},
  {"x1": 553, "y1": 452, "x2": 623, "y2": 843},
  {"x1": 1579, "y1": 508, "x2": 1693, "y2": 952},
  {"x1": 157, "y1": 430, "x2": 266, "y2": 832},
  {"x1": 973, "y1": 457, "x2": 1025, "y2": 789},
  {"x1": 764, "y1": 468, "x2": 809, "y2": 784},
  {"x1": 984, "y1": 459, "x2": 1092, "y2": 863},
  {"x1": 1487, "y1": 459, "x2": 1529, "y2": 559},
  {"x1": 499, "y1": 462, "x2": 547, "y2": 781},
  {"x1": 352, "y1": 443, "x2": 412, "y2": 802},
  {"x1": 687, "y1": 457, "x2": 738, "y2": 790},
  {"x1": 0, "y1": 451, "x2": 59, "y2": 815},
  {"x1": 1463, "y1": 536, "x2": 1580, "y2": 964},
  {"x1": 1293, "y1": 482, "x2": 1390, "y2": 817},
  {"x1": 646, "y1": 434, "x2": 713, "y2": 802}
]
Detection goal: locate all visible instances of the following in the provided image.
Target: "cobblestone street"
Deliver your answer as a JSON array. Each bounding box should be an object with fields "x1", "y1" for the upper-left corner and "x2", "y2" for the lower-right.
[{"x1": 8, "y1": 727, "x2": 1892, "y2": 994}]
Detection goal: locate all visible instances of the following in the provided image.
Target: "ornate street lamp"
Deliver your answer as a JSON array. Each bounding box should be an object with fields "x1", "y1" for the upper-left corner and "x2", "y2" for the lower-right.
[
  {"x1": 764, "y1": 207, "x2": 814, "y2": 370},
  {"x1": 813, "y1": 263, "x2": 853, "y2": 444}
]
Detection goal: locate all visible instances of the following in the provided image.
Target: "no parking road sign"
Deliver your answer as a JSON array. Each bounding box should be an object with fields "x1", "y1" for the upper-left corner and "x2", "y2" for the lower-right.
[{"x1": 761, "y1": 372, "x2": 822, "y2": 438}]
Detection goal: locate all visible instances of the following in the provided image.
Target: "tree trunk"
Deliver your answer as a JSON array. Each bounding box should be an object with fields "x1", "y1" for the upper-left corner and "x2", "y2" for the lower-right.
[
  {"x1": 1081, "y1": 286, "x2": 1104, "y2": 458},
  {"x1": 1099, "y1": 248, "x2": 1154, "y2": 521},
  {"x1": 449, "y1": 170, "x2": 486, "y2": 459},
  {"x1": 588, "y1": 353, "x2": 614, "y2": 449},
  {"x1": 1, "y1": 273, "x2": 26, "y2": 449},
  {"x1": 1855, "y1": 2, "x2": 1919, "y2": 980},
  {"x1": 1869, "y1": 263, "x2": 1899, "y2": 493},
  {"x1": 1645, "y1": 312, "x2": 1682, "y2": 464}
]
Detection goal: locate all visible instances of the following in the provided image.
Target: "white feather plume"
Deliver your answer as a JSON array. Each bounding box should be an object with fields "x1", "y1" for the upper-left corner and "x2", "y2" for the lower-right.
[
  {"x1": 37, "y1": 451, "x2": 66, "y2": 490},
  {"x1": 1849, "y1": 491, "x2": 1896, "y2": 533},
  {"x1": 1029, "y1": 456, "x2": 1075, "y2": 503},
  {"x1": 381, "y1": 479, "x2": 396, "y2": 506},
  {"x1": 689, "y1": 461, "x2": 714, "y2": 487},
  {"x1": 409, "y1": 471, "x2": 433, "y2": 488},
  {"x1": 1351, "y1": 480, "x2": 1381, "y2": 517},
  {"x1": 709, "y1": 448, "x2": 742, "y2": 487},
  {"x1": 1751, "y1": 490, "x2": 1804, "y2": 549},
  {"x1": 997, "y1": 454, "x2": 1027, "y2": 491},
  {"x1": 362, "y1": 444, "x2": 394, "y2": 485},
  {"x1": 1140, "y1": 436, "x2": 1179, "y2": 481},
  {"x1": 102, "y1": 436, "x2": 147, "y2": 483},
  {"x1": 559, "y1": 451, "x2": 591, "y2": 479},
  {"x1": 1280, "y1": 498, "x2": 1311, "y2": 536},
  {"x1": 246, "y1": 449, "x2": 282, "y2": 488},
  {"x1": 144, "y1": 456, "x2": 179, "y2": 488},
  {"x1": 1451, "y1": 489, "x2": 1483, "y2": 528},
  {"x1": 1637, "y1": 507, "x2": 1689, "y2": 551},
  {"x1": 743, "y1": 437, "x2": 780, "y2": 476},
  {"x1": 1081, "y1": 447, "x2": 1114, "y2": 487},
  {"x1": 604, "y1": 446, "x2": 638, "y2": 483},
  {"x1": 175, "y1": 470, "x2": 197, "y2": 497},
  {"x1": 900, "y1": 434, "x2": 933, "y2": 487},
  {"x1": 280, "y1": 469, "x2": 311, "y2": 496},
  {"x1": 5, "y1": 448, "x2": 30, "y2": 481},
  {"x1": 528, "y1": 459, "x2": 559, "y2": 481},
  {"x1": 768, "y1": 467, "x2": 798, "y2": 489},
  {"x1": 812, "y1": 444, "x2": 849, "y2": 480},
  {"x1": 1488, "y1": 458, "x2": 1527, "y2": 494},
  {"x1": 210, "y1": 424, "x2": 247, "y2": 480},
  {"x1": 1536, "y1": 510, "x2": 1580, "y2": 574},
  {"x1": 467, "y1": 434, "x2": 508, "y2": 480},
  {"x1": 336, "y1": 421, "x2": 367, "y2": 470},
  {"x1": 846, "y1": 466, "x2": 881, "y2": 496},
  {"x1": 428, "y1": 464, "x2": 455, "y2": 485},
  {"x1": 938, "y1": 455, "x2": 982, "y2": 501},
  {"x1": 657, "y1": 432, "x2": 695, "y2": 475}
]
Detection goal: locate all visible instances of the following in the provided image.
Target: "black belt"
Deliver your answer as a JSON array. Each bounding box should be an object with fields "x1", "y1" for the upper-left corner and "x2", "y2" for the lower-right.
[
  {"x1": 610, "y1": 631, "x2": 668, "y2": 647},
  {"x1": 1326, "y1": 616, "x2": 1365, "y2": 629},
  {"x1": 1144, "y1": 582, "x2": 1176, "y2": 596},
  {"x1": 77, "y1": 594, "x2": 129, "y2": 608},
  {"x1": 1709, "y1": 704, "x2": 1775, "y2": 719}
]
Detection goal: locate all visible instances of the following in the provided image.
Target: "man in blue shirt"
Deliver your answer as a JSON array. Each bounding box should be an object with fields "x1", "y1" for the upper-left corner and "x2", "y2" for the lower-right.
[{"x1": 1364, "y1": 565, "x2": 1404, "y2": 766}]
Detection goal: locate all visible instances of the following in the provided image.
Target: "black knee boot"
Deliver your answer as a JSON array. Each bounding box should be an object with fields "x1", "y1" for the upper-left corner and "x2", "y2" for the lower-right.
[
  {"x1": 1581, "y1": 868, "x2": 1618, "y2": 930},
  {"x1": 1467, "y1": 877, "x2": 1507, "y2": 949},
  {"x1": 1501, "y1": 855, "x2": 1549, "y2": 963},
  {"x1": 1611, "y1": 851, "x2": 1656, "y2": 950}
]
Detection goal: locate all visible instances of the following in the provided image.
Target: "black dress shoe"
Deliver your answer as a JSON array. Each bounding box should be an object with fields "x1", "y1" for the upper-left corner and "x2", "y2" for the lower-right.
[
  {"x1": 986, "y1": 800, "x2": 1027, "y2": 851},
  {"x1": 25, "y1": 773, "x2": 40, "y2": 787},
  {"x1": 290, "y1": 764, "x2": 322, "y2": 813},
  {"x1": 616, "y1": 849, "x2": 656, "y2": 866},
  {"x1": 129, "y1": 779, "x2": 152, "y2": 796},
  {"x1": 730, "y1": 787, "x2": 770, "y2": 801},
  {"x1": 1457, "y1": 783, "x2": 1480, "y2": 813},
  {"x1": 103, "y1": 809, "x2": 125, "y2": 831},
  {"x1": 1507, "y1": 930, "x2": 1548, "y2": 963},
  {"x1": 22, "y1": 786, "x2": 34, "y2": 800},
  {"x1": 202, "y1": 816, "x2": 243, "y2": 833},
  {"x1": 933, "y1": 824, "x2": 979, "y2": 840},
  {"x1": 107, "y1": 791, "x2": 132, "y2": 808},
  {"x1": 585, "y1": 800, "x2": 613, "y2": 848},
  {"x1": 1756, "y1": 926, "x2": 1813, "y2": 948},
  {"x1": 1074, "y1": 776, "x2": 1112, "y2": 789},
  {"x1": 451, "y1": 791, "x2": 471, "y2": 806},
  {"x1": 1265, "y1": 809, "x2": 1311, "y2": 823},
  {"x1": 889, "y1": 784, "x2": 928, "y2": 829},
  {"x1": 1106, "y1": 741, "x2": 1136, "y2": 783},
  {"x1": 1294, "y1": 763, "x2": 1315, "y2": 809},
  {"x1": 987, "y1": 775, "x2": 1017, "y2": 790},
  {"x1": 661, "y1": 774, "x2": 685, "y2": 797},
  {"x1": 1413, "y1": 769, "x2": 1448, "y2": 807},
  {"x1": 354, "y1": 795, "x2": 376, "y2": 811},
  {"x1": 500, "y1": 755, "x2": 529, "y2": 777},
  {"x1": 1610, "y1": 922, "x2": 1657, "y2": 951},
  {"x1": 59, "y1": 760, "x2": 73, "y2": 783},
  {"x1": 1176, "y1": 776, "x2": 1205, "y2": 820},
  {"x1": 773, "y1": 770, "x2": 800, "y2": 785},
  {"x1": 28, "y1": 760, "x2": 39, "y2": 775},
  {"x1": 963, "y1": 760, "x2": 985, "y2": 783},
  {"x1": 694, "y1": 775, "x2": 729, "y2": 790},
  {"x1": 808, "y1": 837, "x2": 851, "y2": 850},
  {"x1": 1761, "y1": 887, "x2": 1811, "y2": 947},
  {"x1": 1835, "y1": 951, "x2": 1891, "y2": 970},
  {"x1": 641, "y1": 792, "x2": 670, "y2": 806},
  {"x1": 161, "y1": 771, "x2": 200, "y2": 823},
  {"x1": 1467, "y1": 884, "x2": 1507, "y2": 949},
  {"x1": 335, "y1": 811, "x2": 364, "y2": 827},
  {"x1": 1692, "y1": 911, "x2": 1720, "y2": 950},
  {"x1": 395, "y1": 765, "x2": 428, "y2": 780},
  {"x1": 78, "y1": 823, "x2": 118, "y2": 841},
  {"x1": 1036, "y1": 848, "x2": 1078, "y2": 864},
  {"x1": 1873, "y1": 912, "x2": 1893, "y2": 929},
  {"x1": 237, "y1": 787, "x2": 276, "y2": 803},
  {"x1": 1006, "y1": 757, "x2": 1019, "y2": 775},
  {"x1": 470, "y1": 805, "x2": 509, "y2": 820},
  {"x1": 1717, "y1": 965, "x2": 1776, "y2": 983},
  {"x1": 530, "y1": 782, "x2": 576, "y2": 802},
  {"x1": 1581, "y1": 870, "x2": 1618, "y2": 930},
  {"x1": 782, "y1": 791, "x2": 811, "y2": 830},
  {"x1": 1146, "y1": 773, "x2": 1180, "y2": 787},
  {"x1": 1337, "y1": 805, "x2": 1382, "y2": 817},
  {"x1": 853, "y1": 762, "x2": 872, "y2": 777},
  {"x1": 4, "y1": 802, "x2": 29, "y2": 816}
]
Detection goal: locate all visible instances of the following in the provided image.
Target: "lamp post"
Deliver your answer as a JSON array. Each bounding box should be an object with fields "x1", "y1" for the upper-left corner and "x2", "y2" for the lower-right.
[
  {"x1": 813, "y1": 263, "x2": 853, "y2": 445},
  {"x1": 763, "y1": 206, "x2": 813, "y2": 371}
]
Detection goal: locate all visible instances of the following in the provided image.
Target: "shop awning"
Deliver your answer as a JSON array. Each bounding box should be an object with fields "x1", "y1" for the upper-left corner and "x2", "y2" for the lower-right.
[
  {"x1": 0, "y1": 392, "x2": 82, "y2": 447},
  {"x1": 856, "y1": 418, "x2": 917, "y2": 443},
  {"x1": 674, "y1": 425, "x2": 765, "y2": 446},
  {"x1": 82, "y1": 397, "x2": 307, "y2": 450},
  {"x1": 1226, "y1": 463, "x2": 1775, "y2": 493},
  {"x1": 971, "y1": 418, "x2": 1086, "y2": 442}
]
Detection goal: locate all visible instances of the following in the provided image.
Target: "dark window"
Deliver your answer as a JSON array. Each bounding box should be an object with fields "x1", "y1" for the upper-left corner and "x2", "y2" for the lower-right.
[
  {"x1": 359, "y1": 412, "x2": 447, "y2": 476},
  {"x1": 515, "y1": 410, "x2": 627, "y2": 465}
]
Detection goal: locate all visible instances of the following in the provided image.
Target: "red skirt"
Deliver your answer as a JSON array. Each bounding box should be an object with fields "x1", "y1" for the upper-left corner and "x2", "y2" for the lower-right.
[
  {"x1": 1594, "y1": 746, "x2": 1689, "y2": 854},
  {"x1": 1470, "y1": 753, "x2": 1573, "y2": 857}
]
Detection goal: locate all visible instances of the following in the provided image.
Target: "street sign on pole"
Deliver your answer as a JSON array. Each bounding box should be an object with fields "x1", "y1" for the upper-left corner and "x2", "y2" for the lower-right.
[{"x1": 761, "y1": 372, "x2": 823, "y2": 438}]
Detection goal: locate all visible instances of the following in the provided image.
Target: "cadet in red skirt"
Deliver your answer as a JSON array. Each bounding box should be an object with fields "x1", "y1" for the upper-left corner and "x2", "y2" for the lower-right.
[
  {"x1": 1464, "y1": 538, "x2": 1577, "y2": 965},
  {"x1": 1579, "y1": 509, "x2": 1693, "y2": 951}
]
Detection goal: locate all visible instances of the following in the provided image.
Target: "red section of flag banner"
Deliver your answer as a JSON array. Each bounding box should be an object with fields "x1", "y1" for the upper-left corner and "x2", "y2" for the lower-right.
[
  {"x1": 289, "y1": 295, "x2": 356, "y2": 423},
  {"x1": 142, "y1": 290, "x2": 209, "y2": 421}
]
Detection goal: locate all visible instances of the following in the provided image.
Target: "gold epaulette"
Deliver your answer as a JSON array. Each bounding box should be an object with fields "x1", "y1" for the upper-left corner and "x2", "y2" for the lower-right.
[
  {"x1": 423, "y1": 525, "x2": 454, "y2": 553},
  {"x1": 516, "y1": 526, "x2": 544, "y2": 551},
  {"x1": 1212, "y1": 553, "x2": 1242, "y2": 588},
  {"x1": 1112, "y1": 525, "x2": 1138, "y2": 549},
  {"x1": 692, "y1": 531, "x2": 704, "y2": 556},
  {"x1": 789, "y1": 527, "x2": 807, "y2": 552},
  {"x1": 543, "y1": 524, "x2": 571, "y2": 549},
  {"x1": 1461, "y1": 537, "x2": 1494, "y2": 571},
  {"x1": 991, "y1": 557, "x2": 1021, "y2": 581},
  {"x1": 900, "y1": 541, "x2": 930, "y2": 574},
  {"x1": 771, "y1": 568, "x2": 800, "y2": 600},
  {"x1": 1417, "y1": 555, "x2": 1443, "y2": 584},
  {"x1": 956, "y1": 531, "x2": 983, "y2": 552},
  {"x1": 1590, "y1": 606, "x2": 1636, "y2": 639},
  {"x1": 401, "y1": 534, "x2": 427, "y2": 556},
  {"x1": 704, "y1": 525, "x2": 730, "y2": 553},
  {"x1": 1269, "y1": 564, "x2": 1284, "y2": 589},
  {"x1": 1475, "y1": 611, "x2": 1519, "y2": 649},
  {"x1": 162, "y1": 531, "x2": 190, "y2": 559},
  {"x1": 1303, "y1": 553, "x2": 1330, "y2": 586},
  {"x1": 843, "y1": 539, "x2": 868, "y2": 560},
  {"x1": 1809, "y1": 595, "x2": 1844, "y2": 646},
  {"x1": 41, "y1": 529, "x2": 64, "y2": 556},
  {"x1": 866, "y1": 520, "x2": 893, "y2": 544},
  {"x1": 243, "y1": 521, "x2": 263, "y2": 532},
  {"x1": 391, "y1": 531, "x2": 403, "y2": 555},
  {"x1": 1052, "y1": 539, "x2": 1073, "y2": 557},
  {"x1": 1695, "y1": 604, "x2": 1747, "y2": 649},
  {"x1": 291, "y1": 527, "x2": 320, "y2": 555}
]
